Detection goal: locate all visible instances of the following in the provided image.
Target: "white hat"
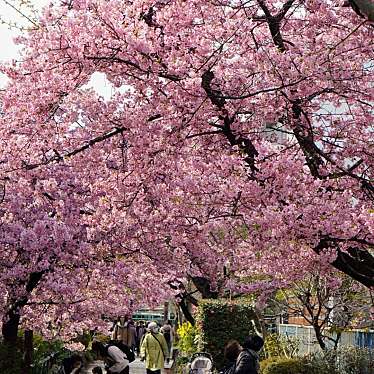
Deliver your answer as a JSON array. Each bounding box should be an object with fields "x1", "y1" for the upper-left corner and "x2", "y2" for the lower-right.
[{"x1": 148, "y1": 322, "x2": 158, "y2": 332}]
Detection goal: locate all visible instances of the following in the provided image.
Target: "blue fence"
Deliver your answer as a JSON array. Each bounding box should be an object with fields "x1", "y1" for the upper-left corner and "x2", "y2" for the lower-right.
[
  {"x1": 356, "y1": 331, "x2": 374, "y2": 349},
  {"x1": 278, "y1": 324, "x2": 374, "y2": 353}
]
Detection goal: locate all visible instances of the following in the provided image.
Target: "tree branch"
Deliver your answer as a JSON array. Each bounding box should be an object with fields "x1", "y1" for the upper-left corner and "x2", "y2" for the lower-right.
[
  {"x1": 22, "y1": 126, "x2": 127, "y2": 171},
  {"x1": 314, "y1": 237, "x2": 374, "y2": 288}
]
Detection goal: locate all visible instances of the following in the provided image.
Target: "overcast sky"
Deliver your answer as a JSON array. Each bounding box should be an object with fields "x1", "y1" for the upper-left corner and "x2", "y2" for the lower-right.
[
  {"x1": 0, "y1": 0, "x2": 50, "y2": 59},
  {"x1": 0, "y1": 0, "x2": 49, "y2": 86},
  {"x1": 0, "y1": 0, "x2": 112, "y2": 98}
]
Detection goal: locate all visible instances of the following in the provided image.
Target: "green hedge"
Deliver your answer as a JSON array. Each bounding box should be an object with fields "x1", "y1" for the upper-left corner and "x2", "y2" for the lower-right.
[
  {"x1": 196, "y1": 298, "x2": 257, "y2": 370},
  {"x1": 262, "y1": 357, "x2": 309, "y2": 374}
]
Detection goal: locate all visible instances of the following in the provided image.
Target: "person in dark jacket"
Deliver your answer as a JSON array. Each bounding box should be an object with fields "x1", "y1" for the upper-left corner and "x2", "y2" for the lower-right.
[
  {"x1": 234, "y1": 335, "x2": 264, "y2": 374},
  {"x1": 222, "y1": 340, "x2": 241, "y2": 374},
  {"x1": 136, "y1": 321, "x2": 146, "y2": 355}
]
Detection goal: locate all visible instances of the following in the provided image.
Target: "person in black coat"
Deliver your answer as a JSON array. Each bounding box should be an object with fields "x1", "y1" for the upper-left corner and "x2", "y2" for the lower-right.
[
  {"x1": 222, "y1": 340, "x2": 241, "y2": 374},
  {"x1": 234, "y1": 335, "x2": 264, "y2": 374}
]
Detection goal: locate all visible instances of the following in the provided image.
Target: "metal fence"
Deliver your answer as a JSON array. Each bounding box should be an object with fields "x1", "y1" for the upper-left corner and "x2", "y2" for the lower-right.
[{"x1": 278, "y1": 324, "x2": 374, "y2": 354}]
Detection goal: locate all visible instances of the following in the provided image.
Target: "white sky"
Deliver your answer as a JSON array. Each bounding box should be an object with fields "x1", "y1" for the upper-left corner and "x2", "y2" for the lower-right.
[
  {"x1": 0, "y1": 0, "x2": 113, "y2": 98},
  {"x1": 0, "y1": 1, "x2": 49, "y2": 59},
  {"x1": 0, "y1": 0, "x2": 49, "y2": 86}
]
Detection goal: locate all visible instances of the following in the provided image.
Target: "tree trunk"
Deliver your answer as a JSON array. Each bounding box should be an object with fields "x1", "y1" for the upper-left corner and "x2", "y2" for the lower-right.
[
  {"x1": 2, "y1": 271, "x2": 45, "y2": 345},
  {"x1": 313, "y1": 324, "x2": 326, "y2": 351},
  {"x1": 163, "y1": 301, "x2": 169, "y2": 323},
  {"x1": 190, "y1": 276, "x2": 219, "y2": 299},
  {"x1": 2, "y1": 307, "x2": 21, "y2": 345},
  {"x1": 24, "y1": 330, "x2": 33, "y2": 374},
  {"x1": 333, "y1": 331, "x2": 342, "y2": 350},
  {"x1": 178, "y1": 299, "x2": 195, "y2": 325}
]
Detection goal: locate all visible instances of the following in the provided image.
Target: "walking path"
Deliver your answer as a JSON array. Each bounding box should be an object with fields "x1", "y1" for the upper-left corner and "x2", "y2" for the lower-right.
[
  {"x1": 82, "y1": 357, "x2": 147, "y2": 374},
  {"x1": 82, "y1": 357, "x2": 174, "y2": 374}
]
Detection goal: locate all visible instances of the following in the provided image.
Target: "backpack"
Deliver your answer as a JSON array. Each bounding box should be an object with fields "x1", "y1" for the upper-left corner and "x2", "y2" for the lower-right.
[{"x1": 107, "y1": 340, "x2": 136, "y2": 363}]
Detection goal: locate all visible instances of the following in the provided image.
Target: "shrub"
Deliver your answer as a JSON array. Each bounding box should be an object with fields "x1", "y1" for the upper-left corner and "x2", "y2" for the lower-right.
[
  {"x1": 305, "y1": 347, "x2": 373, "y2": 374},
  {"x1": 261, "y1": 347, "x2": 374, "y2": 374},
  {"x1": 176, "y1": 322, "x2": 199, "y2": 357},
  {"x1": 0, "y1": 332, "x2": 70, "y2": 374},
  {"x1": 29, "y1": 332, "x2": 74, "y2": 374},
  {"x1": 262, "y1": 333, "x2": 299, "y2": 359},
  {"x1": 195, "y1": 298, "x2": 257, "y2": 370},
  {"x1": 260, "y1": 356, "x2": 282, "y2": 373},
  {"x1": 32, "y1": 333, "x2": 68, "y2": 366},
  {"x1": 83, "y1": 349, "x2": 95, "y2": 363},
  {"x1": 92, "y1": 333, "x2": 110, "y2": 344},
  {"x1": 262, "y1": 357, "x2": 308, "y2": 374},
  {"x1": 336, "y1": 346, "x2": 373, "y2": 374}
]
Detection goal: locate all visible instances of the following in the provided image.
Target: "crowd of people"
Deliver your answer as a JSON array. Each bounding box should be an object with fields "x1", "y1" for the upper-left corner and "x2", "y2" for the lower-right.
[
  {"x1": 90, "y1": 318, "x2": 174, "y2": 374},
  {"x1": 60, "y1": 318, "x2": 263, "y2": 374}
]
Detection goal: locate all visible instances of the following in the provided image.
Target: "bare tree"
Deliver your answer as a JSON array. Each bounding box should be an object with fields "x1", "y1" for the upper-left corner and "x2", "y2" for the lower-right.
[{"x1": 272, "y1": 269, "x2": 373, "y2": 350}]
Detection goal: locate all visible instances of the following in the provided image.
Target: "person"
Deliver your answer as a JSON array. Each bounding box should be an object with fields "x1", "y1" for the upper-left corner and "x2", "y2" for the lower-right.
[
  {"x1": 92, "y1": 341, "x2": 129, "y2": 374},
  {"x1": 136, "y1": 321, "x2": 146, "y2": 355},
  {"x1": 222, "y1": 340, "x2": 241, "y2": 374},
  {"x1": 140, "y1": 321, "x2": 169, "y2": 374},
  {"x1": 128, "y1": 319, "x2": 137, "y2": 353},
  {"x1": 160, "y1": 320, "x2": 174, "y2": 354},
  {"x1": 92, "y1": 367, "x2": 103, "y2": 374},
  {"x1": 235, "y1": 335, "x2": 264, "y2": 374},
  {"x1": 112, "y1": 316, "x2": 137, "y2": 348},
  {"x1": 61, "y1": 354, "x2": 83, "y2": 374}
]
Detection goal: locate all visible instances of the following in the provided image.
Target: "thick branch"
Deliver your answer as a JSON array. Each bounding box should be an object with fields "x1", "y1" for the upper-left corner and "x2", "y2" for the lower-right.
[
  {"x1": 289, "y1": 97, "x2": 374, "y2": 197},
  {"x1": 275, "y1": 0, "x2": 297, "y2": 21},
  {"x1": 291, "y1": 100, "x2": 324, "y2": 178},
  {"x1": 221, "y1": 116, "x2": 259, "y2": 172},
  {"x1": 178, "y1": 298, "x2": 195, "y2": 325},
  {"x1": 314, "y1": 237, "x2": 374, "y2": 288},
  {"x1": 190, "y1": 276, "x2": 219, "y2": 299},
  {"x1": 201, "y1": 71, "x2": 226, "y2": 108},
  {"x1": 257, "y1": 0, "x2": 287, "y2": 51},
  {"x1": 168, "y1": 280, "x2": 197, "y2": 325},
  {"x1": 200, "y1": 70, "x2": 259, "y2": 172}
]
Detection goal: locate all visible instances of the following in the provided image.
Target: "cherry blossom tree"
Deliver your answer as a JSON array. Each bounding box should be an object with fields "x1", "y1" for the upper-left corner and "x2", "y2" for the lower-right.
[
  {"x1": 0, "y1": 176, "x2": 175, "y2": 343},
  {"x1": 0, "y1": 0, "x2": 373, "y2": 344}
]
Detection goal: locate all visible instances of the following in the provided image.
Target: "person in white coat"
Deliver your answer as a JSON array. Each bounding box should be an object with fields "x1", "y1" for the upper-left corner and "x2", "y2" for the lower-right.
[{"x1": 92, "y1": 341, "x2": 129, "y2": 374}]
